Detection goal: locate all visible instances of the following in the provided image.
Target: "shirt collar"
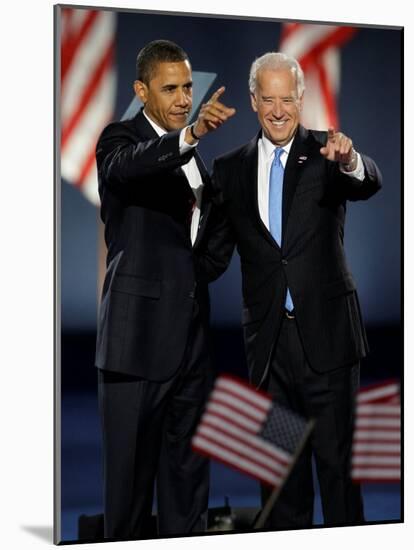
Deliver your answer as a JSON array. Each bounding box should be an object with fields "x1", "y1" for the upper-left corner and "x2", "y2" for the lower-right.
[
  {"x1": 143, "y1": 109, "x2": 167, "y2": 137},
  {"x1": 261, "y1": 131, "x2": 295, "y2": 160}
]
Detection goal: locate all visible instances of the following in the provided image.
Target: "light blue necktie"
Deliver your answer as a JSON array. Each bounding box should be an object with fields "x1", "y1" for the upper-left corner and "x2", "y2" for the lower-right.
[{"x1": 269, "y1": 148, "x2": 294, "y2": 312}]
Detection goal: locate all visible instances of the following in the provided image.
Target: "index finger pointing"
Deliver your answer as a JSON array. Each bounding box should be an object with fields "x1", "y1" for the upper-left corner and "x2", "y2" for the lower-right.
[
  {"x1": 209, "y1": 86, "x2": 226, "y2": 103},
  {"x1": 327, "y1": 127, "x2": 336, "y2": 141}
]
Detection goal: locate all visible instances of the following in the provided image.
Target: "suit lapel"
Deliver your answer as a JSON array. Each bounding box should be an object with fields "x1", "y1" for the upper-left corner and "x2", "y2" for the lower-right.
[
  {"x1": 281, "y1": 125, "x2": 309, "y2": 241},
  {"x1": 193, "y1": 150, "x2": 212, "y2": 249},
  {"x1": 133, "y1": 109, "x2": 159, "y2": 140},
  {"x1": 243, "y1": 132, "x2": 280, "y2": 249},
  {"x1": 194, "y1": 150, "x2": 210, "y2": 193}
]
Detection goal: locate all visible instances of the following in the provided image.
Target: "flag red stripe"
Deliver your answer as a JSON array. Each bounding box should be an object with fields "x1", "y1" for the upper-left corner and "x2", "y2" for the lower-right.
[
  {"x1": 75, "y1": 103, "x2": 114, "y2": 187},
  {"x1": 357, "y1": 379, "x2": 399, "y2": 392},
  {"x1": 353, "y1": 453, "x2": 400, "y2": 458},
  {"x1": 217, "y1": 373, "x2": 273, "y2": 402},
  {"x1": 351, "y1": 478, "x2": 400, "y2": 483},
  {"x1": 354, "y1": 444, "x2": 401, "y2": 445},
  {"x1": 202, "y1": 417, "x2": 290, "y2": 466},
  {"x1": 357, "y1": 378, "x2": 399, "y2": 395},
  {"x1": 353, "y1": 439, "x2": 401, "y2": 444},
  {"x1": 193, "y1": 431, "x2": 288, "y2": 480},
  {"x1": 352, "y1": 466, "x2": 401, "y2": 472},
  {"x1": 209, "y1": 395, "x2": 266, "y2": 425},
  {"x1": 357, "y1": 398, "x2": 400, "y2": 405},
  {"x1": 61, "y1": 10, "x2": 99, "y2": 86},
  {"x1": 206, "y1": 406, "x2": 260, "y2": 434},
  {"x1": 354, "y1": 425, "x2": 400, "y2": 431},
  {"x1": 212, "y1": 384, "x2": 271, "y2": 413},
  {"x1": 62, "y1": 39, "x2": 114, "y2": 150},
  {"x1": 280, "y1": 22, "x2": 301, "y2": 43},
  {"x1": 298, "y1": 27, "x2": 357, "y2": 71},
  {"x1": 355, "y1": 414, "x2": 401, "y2": 419},
  {"x1": 61, "y1": 7, "x2": 73, "y2": 41}
]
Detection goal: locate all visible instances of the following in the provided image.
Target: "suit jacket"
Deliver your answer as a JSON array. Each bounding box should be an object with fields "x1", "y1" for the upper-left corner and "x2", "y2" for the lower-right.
[
  {"x1": 212, "y1": 125, "x2": 382, "y2": 387},
  {"x1": 95, "y1": 110, "x2": 225, "y2": 381}
]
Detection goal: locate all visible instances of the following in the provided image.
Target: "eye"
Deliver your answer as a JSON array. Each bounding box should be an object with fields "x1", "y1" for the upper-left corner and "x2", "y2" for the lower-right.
[{"x1": 282, "y1": 98, "x2": 294, "y2": 104}]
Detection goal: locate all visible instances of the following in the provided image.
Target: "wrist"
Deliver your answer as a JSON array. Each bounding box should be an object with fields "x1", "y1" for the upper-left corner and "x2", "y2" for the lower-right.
[
  {"x1": 184, "y1": 125, "x2": 199, "y2": 146},
  {"x1": 341, "y1": 148, "x2": 358, "y2": 172},
  {"x1": 190, "y1": 123, "x2": 202, "y2": 140}
]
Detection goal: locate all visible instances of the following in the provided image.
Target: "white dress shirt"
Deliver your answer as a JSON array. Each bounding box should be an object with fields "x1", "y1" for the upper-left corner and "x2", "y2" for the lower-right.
[
  {"x1": 257, "y1": 132, "x2": 365, "y2": 231},
  {"x1": 143, "y1": 110, "x2": 203, "y2": 245}
]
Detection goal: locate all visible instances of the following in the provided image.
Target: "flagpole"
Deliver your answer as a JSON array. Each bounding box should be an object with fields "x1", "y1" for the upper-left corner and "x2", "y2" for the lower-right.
[{"x1": 253, "y1": 418, "x2": 315, "y2": 529}]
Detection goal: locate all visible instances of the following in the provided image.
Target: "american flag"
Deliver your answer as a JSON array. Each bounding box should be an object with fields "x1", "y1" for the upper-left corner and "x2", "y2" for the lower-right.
[
  {"x1": 60, "y1": 7, "x2": 117, "y2": 205},
  {"x1": 192, "y1": 374, "x2": 313, "y2": 488},
  {"x1": 351, "y1": 380, "x2": 401, "y2": 482},
  {"x1": 279, "y1": 23, "x2": 356, "y2": 130}
]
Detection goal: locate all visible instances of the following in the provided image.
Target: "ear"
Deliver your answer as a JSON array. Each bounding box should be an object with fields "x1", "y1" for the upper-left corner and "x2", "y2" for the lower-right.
[
  {"x1": 250, "y1": 92, "x2": 258, "y2": 113},
  {"x1": 134, "y1": 80, "x2": 148, "y2": 104}
]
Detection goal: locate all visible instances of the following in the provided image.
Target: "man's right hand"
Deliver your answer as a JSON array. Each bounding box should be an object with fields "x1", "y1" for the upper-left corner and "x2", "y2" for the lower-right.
[{"x1": 185, "y1": 86, "x2": 236, "y2": 144}]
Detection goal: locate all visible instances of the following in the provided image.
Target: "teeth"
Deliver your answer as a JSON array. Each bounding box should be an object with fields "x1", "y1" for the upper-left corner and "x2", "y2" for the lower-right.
[{"x1": 271, "y1": 121, "x2": 286, "y2": 127}]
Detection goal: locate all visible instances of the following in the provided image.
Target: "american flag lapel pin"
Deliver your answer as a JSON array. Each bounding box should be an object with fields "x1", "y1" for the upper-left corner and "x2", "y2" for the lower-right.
[{"x1": 298, "y1": 156, "x2": 308, "y2": 164}]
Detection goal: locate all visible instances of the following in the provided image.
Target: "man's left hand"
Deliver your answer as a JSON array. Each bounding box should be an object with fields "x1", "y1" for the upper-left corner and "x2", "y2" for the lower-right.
[{"x1": 320, "y1": 127, "x2": 357, "y2": 171}]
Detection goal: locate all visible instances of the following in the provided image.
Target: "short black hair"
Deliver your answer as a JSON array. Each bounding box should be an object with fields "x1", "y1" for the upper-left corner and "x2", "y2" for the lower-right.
[{"x1": 136, "y1": 40, "x2": 189, "y2": 84}]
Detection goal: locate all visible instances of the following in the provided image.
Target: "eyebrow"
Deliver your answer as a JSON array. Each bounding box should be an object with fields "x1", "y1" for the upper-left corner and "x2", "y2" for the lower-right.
[
  {"x1": 161, "y1": 81, "x2": 193, "y2": 91},
  {"x1": 261, "y1": 94, "x2": 296, "y2": 100}
]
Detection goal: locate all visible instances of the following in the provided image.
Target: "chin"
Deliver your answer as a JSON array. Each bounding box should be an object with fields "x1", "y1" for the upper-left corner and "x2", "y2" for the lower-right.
[
  {"x1": 169, "y1": 118, "x2": 188, "y2": 130},
  {"x1": 272, "y1": 132, "x2": 291, "y2": 146}
]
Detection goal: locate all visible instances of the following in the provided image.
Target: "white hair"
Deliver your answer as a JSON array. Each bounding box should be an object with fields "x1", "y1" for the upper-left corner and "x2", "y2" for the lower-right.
[{"x1": 249, "y1": 52, "x2": 305, "y2": 98}]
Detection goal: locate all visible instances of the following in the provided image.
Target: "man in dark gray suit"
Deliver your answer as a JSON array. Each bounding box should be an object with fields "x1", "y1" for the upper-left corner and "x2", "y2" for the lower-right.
[
  {"x1": 95, "y1": 39, "x2": 234, "y2": 540},
  {"x1": 212, "y1": 51, "x2": 382, "y2": 529}
]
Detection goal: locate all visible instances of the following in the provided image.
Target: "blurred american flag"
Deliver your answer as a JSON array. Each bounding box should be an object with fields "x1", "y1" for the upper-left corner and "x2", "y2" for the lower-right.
[
  {"x1": 60, "y1": 7, "x2": 117, "y2": 205},
  {"x1": 192, "y1": 374, "x2": 313, "y2": 488},
  {"x1": 351, "y1": 380, "x2": 401, "y2": 482},
  {"x1": 280, "y1": 23, "x2": 356, "y2": 130}
]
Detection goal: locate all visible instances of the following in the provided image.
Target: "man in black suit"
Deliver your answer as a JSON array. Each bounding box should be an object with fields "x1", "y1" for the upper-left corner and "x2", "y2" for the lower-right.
[
  {"x1": 95, "y1": 40, "x2": 235, "y2": 539},
  {"x1": 212, "y1": 52, "x2": 382, "y2": 529}
]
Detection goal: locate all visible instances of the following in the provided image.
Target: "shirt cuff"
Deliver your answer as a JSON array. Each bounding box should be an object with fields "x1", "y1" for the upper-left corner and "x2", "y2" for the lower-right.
[
  {"x1": 179, "y1": 126, "x2": 198, "y2": 154},
  {"x1": 339, "y1": 152, "x2": 365, "y2": 181}
]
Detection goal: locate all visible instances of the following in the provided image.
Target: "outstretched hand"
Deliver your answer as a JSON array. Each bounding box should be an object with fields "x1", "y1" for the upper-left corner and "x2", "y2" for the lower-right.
[
  {"x1": 320, "y1": 127, "x2": 356, "y2": 168},
  {"x1": 190, "y1": 86, "x2": 236, "y2": 140}
]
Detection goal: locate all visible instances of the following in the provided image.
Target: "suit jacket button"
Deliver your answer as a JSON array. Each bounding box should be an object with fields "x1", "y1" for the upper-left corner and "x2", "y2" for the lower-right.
[
  {"x1": 189, "y1": 283, "x2": 197, "y2": 299},
  {"x1": 282, "y1": 259, "x2": 288, "y2": 265}
]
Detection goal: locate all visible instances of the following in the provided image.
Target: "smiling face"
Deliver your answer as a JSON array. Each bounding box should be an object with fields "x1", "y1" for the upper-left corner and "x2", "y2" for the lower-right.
[
  {"x1": 251, "y1": 67, "x2": 303, "y2": 146},
  {"x1": 134, "y1": 60, "x2": 193, "y2": 131}
]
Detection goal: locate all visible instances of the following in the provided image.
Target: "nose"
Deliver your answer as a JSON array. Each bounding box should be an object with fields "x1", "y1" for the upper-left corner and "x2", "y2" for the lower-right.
[
  {"x1": 273, "y1": 99, "x2": 283, "y2": 118},
  {"x1": 176, "y1": 87, "x2": 191, "y2": 107}
]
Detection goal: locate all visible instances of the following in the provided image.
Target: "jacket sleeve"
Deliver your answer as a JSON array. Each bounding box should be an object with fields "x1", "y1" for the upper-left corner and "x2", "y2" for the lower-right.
[
  {"x1": 329, "y1": 153, "x2": 383, "y2": 202},
  {"x1": 195, "y1": 158, "x2": 237, "y2": 284},
  {"x1": 96, "y1": 121, "x2": 195, "y2": 190}
]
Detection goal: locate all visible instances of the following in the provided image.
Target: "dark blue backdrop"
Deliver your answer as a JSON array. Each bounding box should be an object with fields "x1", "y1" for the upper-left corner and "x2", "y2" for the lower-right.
[{"x1": 62, "y1": 11, "x2": 401, "y2": 332}]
